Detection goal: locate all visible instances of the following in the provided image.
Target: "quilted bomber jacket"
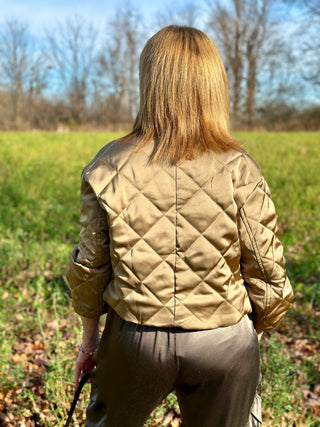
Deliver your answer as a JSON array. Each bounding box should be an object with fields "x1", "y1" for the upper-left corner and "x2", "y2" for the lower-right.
[{"x1": 69, "y1": 138, "x2": 294, "y2": 333}]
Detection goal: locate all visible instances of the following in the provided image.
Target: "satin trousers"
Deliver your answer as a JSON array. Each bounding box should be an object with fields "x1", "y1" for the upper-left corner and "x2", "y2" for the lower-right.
[{"x1": 86, "y1": 310, "x2": 260, "y2": 427}]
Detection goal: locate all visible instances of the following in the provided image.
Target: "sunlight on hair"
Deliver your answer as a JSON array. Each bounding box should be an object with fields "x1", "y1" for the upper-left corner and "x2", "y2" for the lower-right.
[{"x1": 122, "y1": 25, "x2": 242, "y2": 165}]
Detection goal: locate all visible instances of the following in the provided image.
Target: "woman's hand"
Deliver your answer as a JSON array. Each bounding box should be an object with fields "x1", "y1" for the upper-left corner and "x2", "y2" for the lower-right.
[{"x1": 74, "y1": 345, "x2": 97, "y2": 387}]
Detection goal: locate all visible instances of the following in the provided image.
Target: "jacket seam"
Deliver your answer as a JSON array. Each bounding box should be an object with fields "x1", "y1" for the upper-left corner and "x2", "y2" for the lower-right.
[
  {"x1": 240, "y1": 207, "x2": 270, "y2": 316},
  {"x1": 239, "y1": 177, "x2": 264, "y2": 210},
  {"x1": 173, "y1": 165, "x2": 178, "y2": 324},
  {"x1": 96, "y1": 205, "x2": 108, "y2": 315},
  {"x1": 213, "y1": 149, "x2": 242, "y2": 172}
]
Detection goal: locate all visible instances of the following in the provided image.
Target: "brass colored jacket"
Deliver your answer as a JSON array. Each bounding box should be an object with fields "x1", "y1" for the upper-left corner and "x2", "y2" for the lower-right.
[{"x1": 69, "y1": 138, "x2": 294, "y2": 333}]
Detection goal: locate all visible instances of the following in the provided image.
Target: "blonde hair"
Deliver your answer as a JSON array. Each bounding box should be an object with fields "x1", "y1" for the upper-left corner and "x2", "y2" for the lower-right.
[{"x1": 124, "y1": 25, "x2": 241, "y2": 164}]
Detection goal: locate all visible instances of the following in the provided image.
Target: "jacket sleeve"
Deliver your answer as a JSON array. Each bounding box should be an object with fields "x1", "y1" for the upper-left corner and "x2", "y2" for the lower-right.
[
  {"x1": 68, "y1": 174, "x2": 112, "y2": 318},
  {"x1": 238, "y1": 177, "x2": 294, "y2": 333}
]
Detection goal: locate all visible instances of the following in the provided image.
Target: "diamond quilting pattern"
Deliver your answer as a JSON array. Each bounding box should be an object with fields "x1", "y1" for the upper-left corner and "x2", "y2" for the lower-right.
[
  {"x1": 202, "y1": 212, "x2": 237, "y2": 253},
  {"x1": 109, "y1": 219, "x2": 141, "y2": 255},
  {"x1": 176, "y1": 213, "x2": 207, "y2": 252},
  {"x1": 70, "y1": 140, "x2": 293, "y2": 331},
  {"x1": 142, "y1": 213, "x2": 176, "y2": 256},
  {"x1": 106, "y1": 147, "x2": 250, "y2": 325},
  {"x1": 123, "y1": 191, "x2": 166, "y2": 237},
  {"x1": 182, "y1": 235, "x2": 223, "y2": 280},
  {"x1": 121, "y1": 238, "x2": 165, "y2": 282},
  {"x1": 178, "y1": 188, "x2": 225, "y2": 234}
]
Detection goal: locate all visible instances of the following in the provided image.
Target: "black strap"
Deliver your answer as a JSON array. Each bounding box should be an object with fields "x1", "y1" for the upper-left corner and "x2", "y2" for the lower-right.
[{"x1": 64, "y1": 372, "x2": 91, "y2": 427}]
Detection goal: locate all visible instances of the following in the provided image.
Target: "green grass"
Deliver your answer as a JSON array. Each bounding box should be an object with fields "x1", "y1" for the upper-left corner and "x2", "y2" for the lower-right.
[{"x1": 0, "y1": 131, "x2": 319, "y2": 426}]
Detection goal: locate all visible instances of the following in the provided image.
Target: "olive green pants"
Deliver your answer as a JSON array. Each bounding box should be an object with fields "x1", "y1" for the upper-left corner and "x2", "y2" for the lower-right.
[{"x1": 86, "y1": 310, "x2": 260, "y2": 427}]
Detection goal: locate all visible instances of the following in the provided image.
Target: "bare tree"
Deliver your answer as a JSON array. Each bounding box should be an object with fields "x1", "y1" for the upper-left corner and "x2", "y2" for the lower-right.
[
  {"x1": 46, "y1": 15, "x2": 100, "y2": 124},
  {"x1": 206, "y1": 0, "x2": 274, "y2": 127},
  {"x1": 302, "y1": 0, "x2": 320, "y2": 14},
  {"x1": 0, "y1": 19, "x2": 47, "y2": 128},
  {"x1": 98, "y1": 5, "x2": 145, "y2": 123},
  {"x1": 302, "y1": 0, "x2": 320, "y2": 86},
  {"x1": 155, "y1": 0, "x2": 202, "y2": 28},
  {"x1": 281, "y1": 0, "x2": 320, "y2": 87},
  {"x1": 207, "y1": 1, "x2": 244, "y2": 124},
  {"x1": 243, "y1": 0, "x2": 273, "y2": 126}
]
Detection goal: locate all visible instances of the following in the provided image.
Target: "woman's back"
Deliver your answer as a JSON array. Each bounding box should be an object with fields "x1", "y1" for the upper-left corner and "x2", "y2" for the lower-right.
[{"x1": 71, "y1": 137, "x2": 292, "y2": 333}]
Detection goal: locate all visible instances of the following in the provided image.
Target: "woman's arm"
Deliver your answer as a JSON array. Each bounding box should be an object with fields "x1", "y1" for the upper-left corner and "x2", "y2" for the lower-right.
[
  {"x1": 69, "y1": 176, "x2": 112, "y2": 318},
  {"x1": 81, "y1": 316, "x2": 100, "y2": 349},
  {"x1": 239, "y1": 177, "x2": 294, "y2": 334},
  {"x1": 69, "y1": 174, "x2": 112, "y2": 386},
  {"x1": 74, "y1": 316, "x2": 100, "y2": 387}
]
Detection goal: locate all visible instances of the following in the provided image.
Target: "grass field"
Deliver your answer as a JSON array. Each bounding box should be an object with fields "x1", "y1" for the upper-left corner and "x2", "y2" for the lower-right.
[{"x1": 0, "y1": 131, "x2": 319, "y2": 426}]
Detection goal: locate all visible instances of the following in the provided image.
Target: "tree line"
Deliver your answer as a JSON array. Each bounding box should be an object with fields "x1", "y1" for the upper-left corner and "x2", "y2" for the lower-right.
[{"x1": 0, "y1": 0, "x2": 319, "y2": 132}]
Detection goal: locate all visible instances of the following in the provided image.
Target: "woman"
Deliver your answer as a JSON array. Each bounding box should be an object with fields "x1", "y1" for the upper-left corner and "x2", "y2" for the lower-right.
[{"x1": 69, "y1": 26, "x2": 294, "y2": 427}]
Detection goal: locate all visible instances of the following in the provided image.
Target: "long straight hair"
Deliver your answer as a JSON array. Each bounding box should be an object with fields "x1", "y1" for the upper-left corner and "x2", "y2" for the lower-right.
[{"x1": 123, "y1": 25, "x2": 241, "y2": 164}]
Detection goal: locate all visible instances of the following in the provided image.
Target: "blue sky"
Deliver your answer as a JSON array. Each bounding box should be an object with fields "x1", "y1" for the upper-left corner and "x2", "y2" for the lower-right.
[
  {"x1": 0, "y1": 0, "x2": 161, "y2": 30},
  {"x1": 0, "y1": 0, "x2": 304, "y2": 33}
]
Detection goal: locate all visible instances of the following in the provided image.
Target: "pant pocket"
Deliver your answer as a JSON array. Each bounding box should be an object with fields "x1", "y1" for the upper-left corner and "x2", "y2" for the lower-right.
[{"x1": 246, "y1": 391, "x2": 262, "y2": 426}]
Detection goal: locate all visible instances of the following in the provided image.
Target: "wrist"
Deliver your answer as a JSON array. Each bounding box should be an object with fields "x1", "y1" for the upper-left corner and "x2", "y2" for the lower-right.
[
  {"x1": 81, "y1": 335, "x2": 100, "y2": 350},
  {"x1": 79, "y1": 343, "x2": 99, "y2": 355}
]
